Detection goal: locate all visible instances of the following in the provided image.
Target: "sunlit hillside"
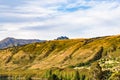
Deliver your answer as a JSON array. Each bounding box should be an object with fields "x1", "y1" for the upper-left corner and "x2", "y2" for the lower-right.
[{"x1": 0, "y1": 35, "x2": 120, "y2": 80}]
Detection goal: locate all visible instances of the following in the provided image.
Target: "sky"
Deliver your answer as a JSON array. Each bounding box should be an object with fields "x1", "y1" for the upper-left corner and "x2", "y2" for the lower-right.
[{"x1": 0, "y1": 0, "x2": 120, "y2": 40}]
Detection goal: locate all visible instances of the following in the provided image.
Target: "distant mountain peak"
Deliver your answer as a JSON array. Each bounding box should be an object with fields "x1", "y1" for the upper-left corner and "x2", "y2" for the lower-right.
[
  {"x1": 0, "y1": 37, "x2": 44, "y2": 49},
  {"x1": 3, "y1": 37, "x2": 15, "y2": 40},
  {"x1": 5, "y1": 37, "x2": 15, "y2": 39}
]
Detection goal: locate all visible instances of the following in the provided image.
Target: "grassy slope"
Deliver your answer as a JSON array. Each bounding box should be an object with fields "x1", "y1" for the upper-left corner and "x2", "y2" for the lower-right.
[
  {"x1": 0, "y1": 35, "x2": 120, "y2": 80},
  {"x1": 0, "y1": 35, "x2": 120, "y2": 70}
]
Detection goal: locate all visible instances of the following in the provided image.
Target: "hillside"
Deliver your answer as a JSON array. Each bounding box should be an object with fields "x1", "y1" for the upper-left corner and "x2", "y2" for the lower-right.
[
  {"x1": 0, "y1": 35, "x2": 120, "y2": 80},
  {"x1": 0, "y1": 37, "x2": 44, "y2": 49}
]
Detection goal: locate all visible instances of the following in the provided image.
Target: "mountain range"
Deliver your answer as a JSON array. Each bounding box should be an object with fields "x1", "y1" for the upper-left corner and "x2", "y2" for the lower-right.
[{"x1": 0, "y1": 37, "x2": 44, "y2": 49}]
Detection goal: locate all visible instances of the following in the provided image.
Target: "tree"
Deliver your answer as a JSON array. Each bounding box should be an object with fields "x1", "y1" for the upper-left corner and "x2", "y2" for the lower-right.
[
  {"x1": 90, "y1": 62, "x2": 102, "y2": 80},
  {"x1": 72, "y1": 70, "x2": 80, "y2": 80},
  {"x1": 48, "y1": 74, "x2": 59, "y2": 80},
  {"x1": 45, "y1": 69, "x2": 52, "y2": 78},
  {"x1": 81, "y1": 75, "x2": 86, "y2": 80},
  {"x1": 102, "y1": 70, "x2": 112, "y2": 80}
]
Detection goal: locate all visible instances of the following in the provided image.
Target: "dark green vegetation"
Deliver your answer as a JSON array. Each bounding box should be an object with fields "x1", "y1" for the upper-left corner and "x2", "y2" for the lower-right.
[{"x1": 0, "y1": 35, "x2": 120, "y2": 80}]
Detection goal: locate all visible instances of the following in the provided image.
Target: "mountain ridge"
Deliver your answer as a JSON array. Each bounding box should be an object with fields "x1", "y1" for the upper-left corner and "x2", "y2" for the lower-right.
[{"x1": 0, "y1": 37, "x2": 44, "y2": 49}]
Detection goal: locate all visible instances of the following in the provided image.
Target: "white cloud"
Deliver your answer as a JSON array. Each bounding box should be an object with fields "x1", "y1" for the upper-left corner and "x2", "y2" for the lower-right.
[{"x1": 0, "y1": 0, "x2": 120, "y2": 40}]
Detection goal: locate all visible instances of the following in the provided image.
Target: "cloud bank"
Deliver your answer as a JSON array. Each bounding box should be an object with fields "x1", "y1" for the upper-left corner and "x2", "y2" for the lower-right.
[{"x1": 0, "y1": 0, "x2": 120, "y2": 40}]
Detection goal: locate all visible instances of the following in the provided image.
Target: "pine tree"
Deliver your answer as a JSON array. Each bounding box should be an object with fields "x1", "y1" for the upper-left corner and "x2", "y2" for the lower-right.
[
  {"x1": 72, "y1": 70, "x2": 80, "y2": 80},
  {"x1": 90, "y1": 62, "x2": 102, "y2": 80}
]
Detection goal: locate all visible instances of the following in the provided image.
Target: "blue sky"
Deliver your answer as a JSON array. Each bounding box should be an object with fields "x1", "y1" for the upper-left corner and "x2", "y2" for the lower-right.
[{"x1": 0, "y1": 0, "x2": 120, "y2": 40}]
